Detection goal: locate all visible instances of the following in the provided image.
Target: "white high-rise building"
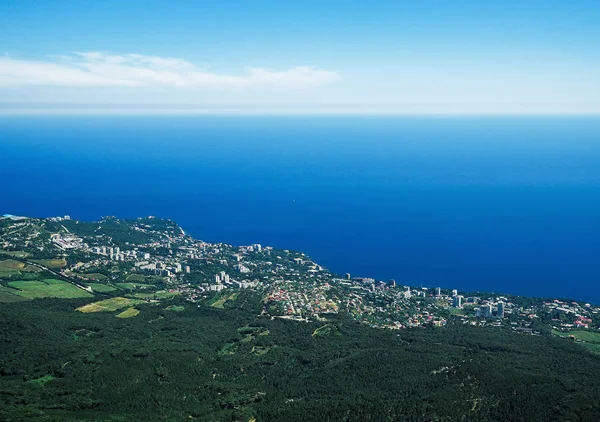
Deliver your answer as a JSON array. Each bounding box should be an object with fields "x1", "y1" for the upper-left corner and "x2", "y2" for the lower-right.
[
  {"x1": 435, "y1": 287, "x2": 441, "y2": 296},
  {"x1": 451, "y1": 289, "x2": 458, "y2": 297},
  {"x1": 185, "y1": 265, "x2": 191, "y2": 273},
  {"x1": 497, "y1": 302, "x2": 505, "y2": 318},
  {"x1": 482, "y1": 304, "x2": 493, "y2": 318}
]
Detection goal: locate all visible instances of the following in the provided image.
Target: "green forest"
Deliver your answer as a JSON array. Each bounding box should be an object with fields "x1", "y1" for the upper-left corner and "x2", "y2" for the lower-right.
[{"x1": 1, "y1": 292, "x2": 600, "y2": 421}]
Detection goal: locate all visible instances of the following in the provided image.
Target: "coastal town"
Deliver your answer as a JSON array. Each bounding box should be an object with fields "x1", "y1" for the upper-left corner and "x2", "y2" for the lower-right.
[{"x1": 2, "y1": 214, "x2": 599, "y2": 340}]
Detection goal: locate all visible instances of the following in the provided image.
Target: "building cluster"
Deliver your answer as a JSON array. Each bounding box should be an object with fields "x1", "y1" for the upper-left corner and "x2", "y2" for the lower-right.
[
  {"x1": 544, "y1": 300, "x2": 599, "y2": 331},
  {"x1": 2, "y1": 215, "x2": 600, "y2": 335},
  {"x1": 51, "y1": 233, "x2": 85, "y2": 250},
  {"x1": 47, "y1": 215, "x2": 71, "y2": 222}
]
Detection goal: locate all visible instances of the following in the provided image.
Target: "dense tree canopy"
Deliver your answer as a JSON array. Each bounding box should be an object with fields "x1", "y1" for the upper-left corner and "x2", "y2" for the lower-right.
[{"x1": 1, "y1": 294, "x2": 600, "y2": 421}]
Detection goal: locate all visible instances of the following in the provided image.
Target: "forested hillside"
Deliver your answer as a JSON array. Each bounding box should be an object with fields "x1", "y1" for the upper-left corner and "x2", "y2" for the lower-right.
[{"x1": 1, "y1": 293, "x2": 600, "y2": 421}]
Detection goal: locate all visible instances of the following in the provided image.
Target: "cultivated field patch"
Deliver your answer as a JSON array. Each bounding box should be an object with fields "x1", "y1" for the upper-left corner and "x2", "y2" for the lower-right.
[
  {"x1": 86, "y1": 283, "x2": 117, "y2": 292},
  {"x1": 0, "y1": 250, "x2": 29, "y2": 258},
  {"x1": 0, "y1": 292, "x2": 27, "y2": 302},
  {"x1": 31, "y1": 259, "x2": 67, "y2": 268},
  {"x1": 116, "y1": 282, "x2": 154, "y2": 290},
  {"x1": 209, "y1": 292, "x2": 239, "y2": 309},
  {"x1": 77, "y1": 273, "x2": 108, "y2": 281},
  {"x1": 166, "y1": 305, "x2": 185, "y2": 312},
  {"x1": 116, "y1": 307, "x2": 140, "y2": 318},
  {"x1": 312, "y1": 324, "x2": 342, "y2": 337},
  {"x1": 0, "y1": 259, "x2": 25, "y2": 270},
  {"x1": 0, "y1": 269, "x2": 20, "y2": 278},
  {"x1": 125, "y1": 274, "x2": 147, "y2": 282},
  {"x1": 553, "y1": 329, "x2": 600, "y2": 355},
  {"x1": 131, "y1": 290, "x2": 179, "y2": 300},
  {"x1": 7, "y1": 279, "x2": 93, "y2": 299},
  {"x1": 77, "y1": 297, "x2": 144, "y2": 313},
  {"x1": 0, "y1": 284, "x2": 29, "y2": 302}
]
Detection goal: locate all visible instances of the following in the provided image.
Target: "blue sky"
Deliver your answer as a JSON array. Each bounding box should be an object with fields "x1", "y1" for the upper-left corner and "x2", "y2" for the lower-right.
[{"x1": 1, "y1": 0, "x2": 599, "y2": 113}]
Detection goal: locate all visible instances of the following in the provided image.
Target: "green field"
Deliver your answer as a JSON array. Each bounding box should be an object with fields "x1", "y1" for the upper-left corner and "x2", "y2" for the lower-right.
[
  {"x1": 77, "y1": 297, "x2": 144, "y2": 313},
  {"x1": 0, "y1": 285, "x2": 20, "y2": 293},
  {"x1": 86, "y1": 282, "x2": 117, "y2": 292},
  {"x1": 312, "y1": 323, "x2": 342, "y2": 337},
  {"x1": 0, "y1": 250, "x2": 29, "y2": 258},
  {"x1": 251, "y1": 346, "x2": 271, "y2": 356},
  {"x1": 116, "y1": 307, "x2": 140, "y2": 318},
  {"x1": 553, "y1": 329, "x2": 600, "y2": 355},
  {"x1": 125, "y1": 274, "x2": 148, "y2": 282},
  {"x1": 31, "y1": 259, "x2": 67, "y2": 268},
  {"x1": 566, "y1": 330, "x2": 600, "y2": 343},
  {"x1": 0, "y1": 260, "x2": 41, "y2": 272},
  {"x1": 0, "y1": 291, "x2": 28, "y2": 302},
  {"x1": 166, "y1": 305, "x2": 185, "y2": 312},
  {"x1": 131, "y1": 290, "x2": 179, "y2": 300},
  {"x1": 553, "y1": 329, "x2": 600, "y2": 342},
  {"x1": 116, "y1": 282, "x2": 154, "y2": 290},
  {"x1": 6, "y1": 279, "x2": 93, "y2": 299},
  {"x1": 0, "y1": 268, "x2": 20, "y2": 278},
  {"x1": 0, "y1": 259, "x2": 41, "y2": 278},
  {"x1": 0, "y1": 259, "x2": 26, "y2": 270},
  {"x1": 209, "y1": 292, "x2": 239, "y2": 309},
  {"x1": 77, "y1": 273, "x2": 108, "y2": 281}
]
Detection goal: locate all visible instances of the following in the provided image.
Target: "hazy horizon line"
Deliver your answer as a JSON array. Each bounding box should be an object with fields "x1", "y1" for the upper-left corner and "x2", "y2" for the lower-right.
[{"x1": 1, "y1": 103, "x2": 600, "y2": 117}]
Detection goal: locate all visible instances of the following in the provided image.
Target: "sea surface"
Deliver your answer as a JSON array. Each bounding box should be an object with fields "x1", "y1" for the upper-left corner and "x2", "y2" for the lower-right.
[{"x1": 1, "y1": 116, "x2": 599, "y2": 302}]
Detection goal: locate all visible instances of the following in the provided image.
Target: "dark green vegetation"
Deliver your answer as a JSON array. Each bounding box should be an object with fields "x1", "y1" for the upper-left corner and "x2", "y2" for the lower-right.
[
  {"x1": 46, "y1": 217, "x2": 181, "y2": 246},
  {"x1": 553, "y1": 329, "x2": 600, "y2": 355},
  {"x1": 1, "y1": 294, "x2": 600, "y2": 422},
  {"x1": 3, "y1": 214, "x2": 600, "y2": 420}
]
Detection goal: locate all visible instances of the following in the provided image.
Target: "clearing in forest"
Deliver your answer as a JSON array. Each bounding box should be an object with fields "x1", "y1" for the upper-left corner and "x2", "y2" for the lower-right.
[
  {"x1": 116, "y1": 307, "x2": 140, "y2": 318},
  {"x1": 209, "y1": 292, "x2": 239, "y2": 309},
  {"x1": 77, "y1": 297, "x2": 144, "y2": 313}
]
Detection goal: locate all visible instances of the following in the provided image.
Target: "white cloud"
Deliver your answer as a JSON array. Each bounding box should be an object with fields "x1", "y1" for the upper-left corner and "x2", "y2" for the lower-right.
[{"x1": 0, "y1": 52, "x2": 340, "y2": 90}]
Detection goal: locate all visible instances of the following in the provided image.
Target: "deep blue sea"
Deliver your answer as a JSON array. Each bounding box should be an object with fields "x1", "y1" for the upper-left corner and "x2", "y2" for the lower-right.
[{"x1": 1, "y1": 116, "x2": 599, "y2": 302}]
